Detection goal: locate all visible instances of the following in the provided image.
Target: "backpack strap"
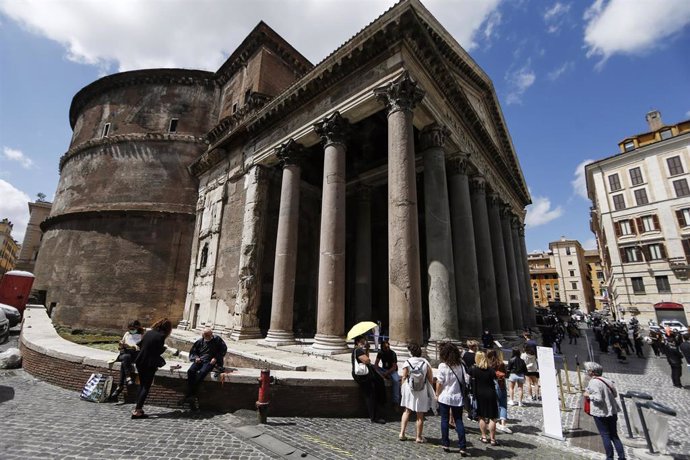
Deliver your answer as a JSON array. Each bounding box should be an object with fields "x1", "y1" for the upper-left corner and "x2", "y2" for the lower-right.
[{"x1": 594, "y1": 377, "x2": 615, "y2": 394}]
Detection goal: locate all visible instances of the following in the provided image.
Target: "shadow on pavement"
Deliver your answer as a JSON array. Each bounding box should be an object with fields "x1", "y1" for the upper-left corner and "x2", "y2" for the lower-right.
[
  {"x1": 0, "y1": 385, "x2": 15, "y2": 403},
  {"x1": 148, "y1": 409, "x2": 220, "y2": 420}
]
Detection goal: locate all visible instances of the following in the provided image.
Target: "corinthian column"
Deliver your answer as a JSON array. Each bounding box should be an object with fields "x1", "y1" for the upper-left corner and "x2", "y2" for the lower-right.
[
  {"x1": 470, "y1": 176, "x2": 502, "y2": 337},
  {"x1": 374, "y1": 71, "x2": 424, "y2": 351},
  {"x1": 511, "y1": 216, "x2": 530, "y2": 331},
  {"x1": 487, "y1": 193, "x2": 515, "y2": 336},
  {"x1": 421, "y1": 123, "x2": 458, "y2": 352},
  {"x1": 354, "y1": 185, "x2": 372, "y2": 323},
  {"x1": 448, "y1": 155, "x2": 482, "y2": 339},
  {"x1": 312, "y1": 112, "x2": 350, "y2": 354},
  {"x1": 518, "y1": 223, "x2": 537, "y2": 327},
  {"x1": 501, "y1": 205, "x2": 524, "y2": 332},
  {"x1": 264, "y1": 140, "x2": 302, "y2": 345}
]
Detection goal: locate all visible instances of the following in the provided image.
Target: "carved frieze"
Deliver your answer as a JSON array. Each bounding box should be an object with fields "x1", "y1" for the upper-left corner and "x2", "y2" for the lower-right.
[
  {"x1": 313, "y1": 111, "x2": 350, "y2": 147},
  {"x1": 373, "y1": 71, "x2": 425, "y2": 114}
]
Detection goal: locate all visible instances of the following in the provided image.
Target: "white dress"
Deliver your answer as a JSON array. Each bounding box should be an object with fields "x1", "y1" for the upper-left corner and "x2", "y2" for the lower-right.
[{"x1": 400, "y1": 357, "x2": 434, "y2": 412}]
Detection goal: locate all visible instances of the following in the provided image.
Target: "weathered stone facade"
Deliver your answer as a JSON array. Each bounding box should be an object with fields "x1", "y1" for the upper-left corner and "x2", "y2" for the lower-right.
[{"x1": 38, "y1": 1, "x2": 535, "y2": 343}]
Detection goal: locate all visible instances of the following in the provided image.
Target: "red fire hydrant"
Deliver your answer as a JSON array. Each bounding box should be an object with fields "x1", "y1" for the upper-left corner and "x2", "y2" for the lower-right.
[{"x1": 256, "y1": 369, "x2": 274, "y2": 424}]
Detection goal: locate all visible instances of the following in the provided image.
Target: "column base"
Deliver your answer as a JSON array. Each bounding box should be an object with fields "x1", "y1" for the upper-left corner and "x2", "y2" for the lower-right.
[
  {"x1": 426, "y1": 339, "x2": 463, "y2": 361},
  {"x1": 310, "y1": 334, "x2": 349, "y2": 355},
  {"x1": 228, "y1": 326, "x2": 263, "y2": 341},
  {"x1": 262, "y1": 329, "x2": 297, "y2": 346}
]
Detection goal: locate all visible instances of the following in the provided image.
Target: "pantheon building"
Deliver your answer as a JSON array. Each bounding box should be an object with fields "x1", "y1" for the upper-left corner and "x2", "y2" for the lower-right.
[{"x1": 35, "y1": 0, "x2": 535, "y2": 354}]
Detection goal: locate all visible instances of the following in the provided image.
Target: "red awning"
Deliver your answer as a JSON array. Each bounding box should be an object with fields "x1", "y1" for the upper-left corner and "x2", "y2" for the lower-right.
[{"x1": 654, "y1": 302, "x2": 684, "y2": 310}]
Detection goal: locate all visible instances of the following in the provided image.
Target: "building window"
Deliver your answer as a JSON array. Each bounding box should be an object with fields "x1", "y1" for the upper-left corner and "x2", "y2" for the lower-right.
[
  {"x1": 660, "y1": 129, "x2": 672, "y2": 140},
  {"x1": 634, "y1": 188, "x2": 649, "y2": 205},
  {"x1": 568, "y1": 261, "x2": 573, "y2": 265},
  {"x1": 617, "y1": 219, "x2": 634, "y2": 236},
  {"x1": 631, "y1": 277, "x2": 645, "y2": 294},
  {"x1": 244, "y1": 89, "x2": 252, "y2": 104},
  {"x1": 608, "y1": 173, "x2": 622, "y2": 191},
  {"x1": 571, "y1": 281, "x2": 577, "y2": 289},
  {"x1": 656, "y1": 275, "x2": 671, "y2": 293},
  {"x1": 677, "y1": 208, "x2": 690, "y2": 227},
  {"x1": 620, "y1": 246, "x2": 641, "y2": 263},
  {"x1": 199, "y1": 243, "x2": 209, "y2": 268},
  {"x1": 646, "y1": 244, "x2": 664, "y2": 260},
  {"x1": 639, "y1": 215, "x2": 654, "y2": 232},
  {"x1": 168, "y1": 118, "x2": 178, "y2": 133},
  {"x1": 570, "y1": 295, "x2": 577, "y2": 301},
  {"x1": 554, "y1": 283, "x2": 559, "y2": 291},
  {"x1": 612, "y1": 194, "x2": 626, "y2": 211},
  {"x1": 232, "y1": 103, "x2": 237, "y2": 114},
  {"x1": 673, "y1": 179, "x2": 690, "y2": 197},
  {"x1": 667, "y1": 156, "x2": 684, "y2": 176},
  {"x1": 623, "y1": 141, "x2": 634, "y2": 152},
  {"x1": 569, "y1": 270, "x2": 575, "y2": 276},
  {"x1": 629, "y1": 167, "x2": 644, "y2": 186},
  {"x1": 101, "y1": 123, "x2": 110, "y2": 138}
]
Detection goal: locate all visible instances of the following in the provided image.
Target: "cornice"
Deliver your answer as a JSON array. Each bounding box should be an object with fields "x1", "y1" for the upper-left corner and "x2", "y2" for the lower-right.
[
  {"x1": 41, "y1": 209, "x2": 195, "y2": 232},
  {"x1": 69, "y1": 69, "x2": 215, "y2": 129},
  {"x1": 59, "y1": 133, "x2": 206, "y2": 172}
]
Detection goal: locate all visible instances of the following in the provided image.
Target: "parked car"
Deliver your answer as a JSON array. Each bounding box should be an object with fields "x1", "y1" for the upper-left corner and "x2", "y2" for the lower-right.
[
  {"x1": 659, "y1": 320, "x2": 688, "y2": 334},
  {"x1": 571, "y1": 310, "x2": 585, "y2": 321},
  {"x1": 0, "y1": 303, "x2": 20, "y2": 328},
  {"x1": 0, "y1": 309, "x2": 9, "y2": 344}
]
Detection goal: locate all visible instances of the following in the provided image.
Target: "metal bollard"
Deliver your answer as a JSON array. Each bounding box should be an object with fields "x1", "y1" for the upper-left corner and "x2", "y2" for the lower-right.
[
  {"x1": 575, "y1": 354, "x2": 584, "y2": 392},
  {"x1": 256, "y1": 369, "x2": 275, "y2": 424},
  {"x1": 620, "y1": 390, "x2": 652, "y2": 439},
  {"x1": 562, "y1": 358, "x2": 576, "y2": 394},
  {"x1": 635, "y1": 401, "x2": 677, "y2": 454},
  {"x1": 556, "y1": 370, "x2": 572, "y2": 412}
]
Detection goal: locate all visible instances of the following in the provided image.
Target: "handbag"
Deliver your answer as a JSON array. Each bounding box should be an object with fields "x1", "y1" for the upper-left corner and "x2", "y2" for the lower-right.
[
  {"x1": 584, "y1": 377, "x2": 614, "y2": 416},
  {"x1": 80, "y1": 373, "x2": 113, "y2": 403},
  {"x1": 353, "y1": 349, "x2": 369, "y2": 376}
]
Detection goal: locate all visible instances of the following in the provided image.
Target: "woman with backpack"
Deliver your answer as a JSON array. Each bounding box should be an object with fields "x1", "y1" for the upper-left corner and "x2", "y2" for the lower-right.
[
  {"x1": 435, "y1": 342, "x2": 468, "y2": 455},
  {"x1": 506, "y1": 347, "x2": 526, "y2": 407},
  {"x1": 488, "y1": 349, "x2": 511, "y2": 433},
  {"x1": 470, "y1": 351, "x2": 499, "y2": 445},
  {"x1": 521, "y1": 345, "x2": 540, "y2": 402},
  {"x1": 583, "y1": 362, "x2": 626, "y2": 460},
  {"x1": 399, "y1": 342, "x2": 434, "y2": 443}
]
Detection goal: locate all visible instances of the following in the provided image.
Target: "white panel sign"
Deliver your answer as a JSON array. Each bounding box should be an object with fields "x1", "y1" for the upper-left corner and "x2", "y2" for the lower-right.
[{"x1": 537, "y1": 346, "x2": 564, "y2": 441}]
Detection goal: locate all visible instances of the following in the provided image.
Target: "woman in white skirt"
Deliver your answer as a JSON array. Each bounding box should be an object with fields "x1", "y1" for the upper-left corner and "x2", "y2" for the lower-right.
[{"x1": 399, "y1": 342, "x2": 435, "y2": 443}]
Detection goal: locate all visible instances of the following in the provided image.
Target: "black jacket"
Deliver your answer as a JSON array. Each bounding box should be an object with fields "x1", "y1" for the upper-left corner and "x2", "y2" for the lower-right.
[
  {"x1": 189, "y1": 335, "x2": 227, "y2": 363},
  {"x1": 680, "y1": 342, "x2": 690, "y2": 365},
  {"x1": 507, "y1": 356, "x2": 527, "y2": 375},
  {"x1": 135, "y1": 329, "x2": 167, "y2": 369}
]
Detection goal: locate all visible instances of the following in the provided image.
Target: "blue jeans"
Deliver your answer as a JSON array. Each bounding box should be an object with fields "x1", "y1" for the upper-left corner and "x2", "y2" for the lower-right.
[
  {"x1": 186, "y1": 360, "x2": 215, "y2": 397},
  {"x1": 439, "y1": 403, "x2": 466, "y2": 449},
  {"x1": 376, "y1": 368, "x2": 400, "y2": 403},
  {"x1": 593, "y1": 415, "x2": 626, "y2": 460},
  {"x1": 495, "y1": 382, "x2": 508, "y2": 421}
]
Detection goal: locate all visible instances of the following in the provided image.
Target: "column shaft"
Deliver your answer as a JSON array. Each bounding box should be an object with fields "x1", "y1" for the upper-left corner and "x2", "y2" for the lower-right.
[
  {"x1": 501, "y1": 208, "x2": 524, "y2": 332},
  {"x1": 422, "y1": 124, "x2": 458, "y2": 347},
  {"x1": 354, "y1": 187, "x2": 372, "y2": 323},
  {"x1": 448, "y1": 156, "x2": 482, "y2": 339},
  {"x1": 511, "y1": 220, "x2": 530, "y2": 331},
  {"x1": 519, "y1": 227, "x2": 537, "y2": 327},
  {"x1": 470, "y1": 177, "x2": 502, "y2": 337},
  {"x1": 487, "y1": 194, "x2": 515, "y2": 336}
]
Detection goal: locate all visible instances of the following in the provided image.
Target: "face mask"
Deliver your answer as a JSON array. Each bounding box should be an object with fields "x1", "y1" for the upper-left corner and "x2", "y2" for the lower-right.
[{"x1": 129, "y1": 330, "x2": 138, "y2": 334}]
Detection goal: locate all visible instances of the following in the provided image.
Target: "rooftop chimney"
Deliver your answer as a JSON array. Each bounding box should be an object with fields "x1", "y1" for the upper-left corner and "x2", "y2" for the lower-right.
[{"x1": 646, "y1": 110, "x2": 663, "y2": 131}]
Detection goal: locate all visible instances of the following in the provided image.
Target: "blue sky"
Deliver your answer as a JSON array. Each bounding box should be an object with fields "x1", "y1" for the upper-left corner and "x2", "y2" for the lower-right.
[{"x1": 1, "y1": 0, "x2": 689, "y2": 253}]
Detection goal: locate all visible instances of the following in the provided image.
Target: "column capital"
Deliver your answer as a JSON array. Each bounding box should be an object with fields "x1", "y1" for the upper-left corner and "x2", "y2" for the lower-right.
[
  {"x1": 500, "y1": 202, "x2": 514, "y2": 219},
  {"x1": 275, "y1": 139, "x2": 304, "y2": 168},
  {"x1": 314, "y1": 111, "x2": 350, "y2": 148},
  {"x1": 469, "y1": 175, "x2": 486, "y2": 192},
  {"x1": 487, "y1": 191, "x2": 501, "y2": 206},
  {"x1": 446, "y1": 154, "x2": 471, "y2": 176},
  {"x1": 374, "y1": 71, "x2": 425, "y2": 115},
  {"x1": 420, "y1": 123, "x2": 450, "y2": 151}
]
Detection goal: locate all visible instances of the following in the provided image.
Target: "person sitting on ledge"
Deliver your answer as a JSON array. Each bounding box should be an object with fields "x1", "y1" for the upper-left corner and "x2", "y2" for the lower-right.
[
  {"x1": 109, "y1": 320, "x2": 143, "y2": 402},
  {"x1": 178, "y1": 327, "x2": 227, "y2": 408}
]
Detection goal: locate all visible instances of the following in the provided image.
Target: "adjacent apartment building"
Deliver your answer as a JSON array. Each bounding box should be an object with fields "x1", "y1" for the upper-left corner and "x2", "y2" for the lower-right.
[
  {"x1": 527, "y1": 238, "x2": 599, "y2": 313},
  {"x1": 15, "y1": 200, "x2": 52, "y2": 273},
  {"x1": 586, "y1": 111, "x2": 690, "y2": 324},
  {"x1": 0, "y1": 218, "x2": 20, "y2": 275}
]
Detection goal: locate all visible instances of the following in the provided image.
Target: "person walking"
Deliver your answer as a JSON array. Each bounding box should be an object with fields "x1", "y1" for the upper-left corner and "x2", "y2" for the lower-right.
[
  {"x1": 435, "y1": 342, "x2": 468, "y2": 455},
  {"x1": 584, "y1": 362, "x2": 626, "y2": 460},
  {"x1": 109, "y1": 320, "x2": 143, "y2": 401},
  {"x1": 506, "y1": 347, "x2": 526, "y2": 407},
  {"x1": 132, "y1": 318, "x2": 172, "y2": 419},
  {"x1": 351, "y1": 335, "x2": 386, "y2": 424},
  {"x1": 521, "y1": 345, "x2": 540, "y2": 402},
  {"x1": 663, "y1": 333, "x2": 684, "y2": 388},
  {"x1": 470, "y1": 351, "x2": 499, "y2": 446},
  {"x1": 399, "y1": 343, "x2": 434, "y2": 443},
  {"x1": 488, "y1": 348, "x2": 511, "y2": 433}
]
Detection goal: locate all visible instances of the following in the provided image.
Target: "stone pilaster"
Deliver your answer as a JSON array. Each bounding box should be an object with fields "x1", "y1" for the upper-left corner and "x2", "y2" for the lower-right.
[
  {"x1": 230, "y1": 165, "x2": 269, "y2": 340},
  {"x1": 374, "y1": 71, "x2": 425, "y2": 352},
  {"x1": 511, "y1": 216, "x2": 530, "y2": 331},
  {"x1": 448, "y1": 155, "x2": 482, "y2": 339},
  {"x1": 501, "y1": 205, "x2": 524, "y2": 333},
  {"x1": 354, "y1": 185, "x2": 372, "y2": 323},
  {"x1": 421, "y1": 123, "x2": 458, "y2": 351},
  {"x1": 469, "y1": 176, "x2": 502, "y2": 337},
  {"x1": 312, "y1": 112, "x2": 350, "y2": 354},
  {"x1": 518, "y1": 222, "x2": 537, "y2": 327},
  {"x1": 264, "y1": 140, "x2": 303, "y2": 345},
  {"x1": 487, "y1": 192, "x2": 515, "y2": 337}
]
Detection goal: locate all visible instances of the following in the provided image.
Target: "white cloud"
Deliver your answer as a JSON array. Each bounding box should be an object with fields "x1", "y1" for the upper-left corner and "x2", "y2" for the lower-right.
[
  {"x1": 505, "y1": 64, "x2": 536, "y2": 105},
  {"x1": 525, "y1": 196, "x2": 563, "y2": 227},
  {"x1": 544, "y1": 2, "x2": 571, "y2": 33},
  {"x1": 0, "y1": 179, "x2": 31, "y2": 242},
  {"x1": 572, "y1": 158, "x2": 595, "y2": 199},
  {"x1": 584, "y1": 0, "x2": 690, "y2": 65},
  {"x1": 2, "y1": 146, "x2": 34, "y2": 169},
  {"x1": 547, "y1": 61, "x2": 574, "y2": 81},
  {"x1": 583, "y1": 238, "x2": 598, "y2": 250},
  {"x1": 0, "y1": 0, "x2": 502, "y2": 72},
  {"x1": 685, "y1": 110, "x2": 690, "y2": 118}
]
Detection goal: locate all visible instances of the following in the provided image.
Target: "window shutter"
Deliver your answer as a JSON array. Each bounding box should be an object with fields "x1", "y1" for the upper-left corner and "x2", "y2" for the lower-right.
[
  {"x1": 640, "y1": 245, "x2": 650, "y2": 261},
  {"x1": 614, "y1": 221, "x2": 621, "y2": 237},
  {"x1": 677, "y1": 210, "x2": 687, "y2": 227},
  {"x1": 682, "y1": 239, "x2": 690, "y2": 258},
  {"x1": 652, "y1": 214, "x2": 660, "y2": 231},
  {"x1": 635, "y1": 217, "x2": 643, "y2": 233},
  {"x1": 636, "y1": 247, "x2": 644, "y2": 262},
  {"x1": 660, "y1": 243, "x2": 667, "y2": 259},
  {"x1": 620, "y1": 248, "x2": 628, "y2": 263}
]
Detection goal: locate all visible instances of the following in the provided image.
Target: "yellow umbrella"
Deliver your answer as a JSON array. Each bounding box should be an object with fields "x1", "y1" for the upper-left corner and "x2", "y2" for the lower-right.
[{"x1": 346, "y1": 321, "x2": 378, "y2": 341}]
